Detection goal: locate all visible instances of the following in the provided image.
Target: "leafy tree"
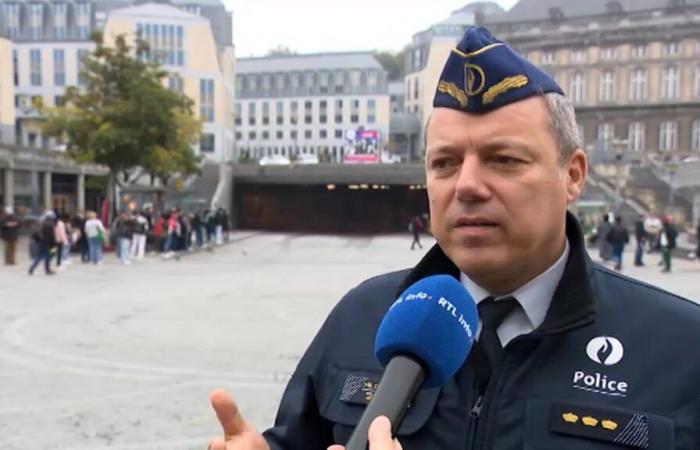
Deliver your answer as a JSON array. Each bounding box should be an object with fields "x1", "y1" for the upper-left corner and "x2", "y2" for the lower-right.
[
  {"x1": 374, "y1": 50, "x2": 405, "y2": 81},
  {"x1": 267, "y1": 45, "x2": 297, "y2": 56},
  {"x1": 42, "y1": 32, "x2": 202, "y2": 193}
]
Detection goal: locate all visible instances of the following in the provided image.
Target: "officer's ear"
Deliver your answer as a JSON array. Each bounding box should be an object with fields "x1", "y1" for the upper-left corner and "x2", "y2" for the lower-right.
[{"x1": 564, "y1": 148, "x2": 587, "y2": 205}]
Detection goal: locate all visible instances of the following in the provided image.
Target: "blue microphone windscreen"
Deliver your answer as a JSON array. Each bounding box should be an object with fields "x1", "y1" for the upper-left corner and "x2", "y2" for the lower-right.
[{"x1": 374, "y1": 275, "x2": 478, "y2": 388}]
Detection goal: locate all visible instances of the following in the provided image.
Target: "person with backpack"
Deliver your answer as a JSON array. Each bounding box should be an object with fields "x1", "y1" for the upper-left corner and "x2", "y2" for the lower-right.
[{"x1": 28, "y1": 211, "x2": 57, "y2": 276}]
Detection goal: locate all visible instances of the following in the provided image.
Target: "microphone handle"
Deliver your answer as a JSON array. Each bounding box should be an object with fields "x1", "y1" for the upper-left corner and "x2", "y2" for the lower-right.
[{"x1": 345, "y1": 355, "x2": 425, "y2": 450}]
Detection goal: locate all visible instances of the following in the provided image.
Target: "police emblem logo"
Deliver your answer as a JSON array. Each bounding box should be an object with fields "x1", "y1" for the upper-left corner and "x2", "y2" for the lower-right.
[{"x1": 464, "y1": 63, "x2": 486, "y2": 97}]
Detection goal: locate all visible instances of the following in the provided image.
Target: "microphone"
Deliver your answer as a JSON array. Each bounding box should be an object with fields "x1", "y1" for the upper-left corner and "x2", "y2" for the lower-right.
[{"x1": 345, "y1": 275, "x2": 478, "y2": 450}]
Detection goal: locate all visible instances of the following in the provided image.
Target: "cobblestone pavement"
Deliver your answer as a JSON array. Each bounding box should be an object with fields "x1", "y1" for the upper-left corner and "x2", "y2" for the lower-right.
[{"x1": 0, "y1": 234, "x2": 697, "y2": 449}]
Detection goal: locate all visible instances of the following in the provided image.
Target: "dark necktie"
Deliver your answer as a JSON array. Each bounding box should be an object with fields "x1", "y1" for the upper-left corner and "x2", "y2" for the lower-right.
[{"x1": 477, "y1": 296, "x2": 519, "y2": 371}]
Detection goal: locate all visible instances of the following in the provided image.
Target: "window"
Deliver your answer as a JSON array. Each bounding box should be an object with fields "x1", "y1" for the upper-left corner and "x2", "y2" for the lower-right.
[
  {"x1": 235, "y1": 132, "x2": 242, "y2": 140},
  {"x1": 248, "y1": 131, "x2": 256, "y2": 140},
  {"x1": 305, "y1": 130, "x2": 312, "y2": 139},
  {"x1": 598, "y1": 123, "x2": 615, "y2": 142},
  {"x1": 305, "y1": 72, "x2": 315, "y2": 90},
  {"x1": 276, "y1": 101, "x2": 284, "y2": 125},
  {"x1": 3, "y1": 3, "x2": 20, "y2": 38},
  {"x1": 628, "y1": 122, "x2": 646, "y2": 152},
  {"x1": 290, "y1": 101, "x2": 298, "y2": 125},
  {"x1": 30, "y1": 50, "x2": 42, "y2": 86},
  {"x1": 54, "y1": 3, "x2": 68, "y2": 39},
  {"x1": 661, "y1": 66, "x2": 680, "y2": 100},
  {"x1": 136, "y1": 23, "x2": 184, "y2": 66},
  {"x1": 320, "y1": 130, "x2": 327, "y2": 139},
  {"x1": 291, "y1": 73, "x2": 300, "y2": 88},
  {"x1": 54, "y1": 49, "x2": 66, "y2": 86},
  {"x1": 571, "y1": 49, "x2": 587, "y2": 64},
  {"x1": 262, "y1": 131, "x2": 269, "y2": 140},
  {"x1": 304, "y1": 100, "x2": 313, "y2": 124},
  {"x1": 319, "y1": 71, "x2": 330, "y2": 92},
  {"x1": 691, "y1": 120, "x2": 700, "y2": 152},
  {"x1": 629, "y1": 68, "x2": 647, "y2": 101},
  {"x1": 335, "y1": 130, "x2": 343, "y2": 139},
  {"x1": 600, "y1": 47, "x2": 617, "y2": 60},
  {"x1": 335, "y1": 70, "x2": 345, "y2": 93},
  {"x1": 542, "y1": 50, "x2": 557, "y2": 64},
  {"x1": 694, "y1": 65, "x2": 700, "y2": 98},
  {"x1": 276, "y1": 131, "x2": 284, "y2": 139},
  {"x1": 248, "y1": 102, "x2": 256, "y2": 125},
  {"x1": 664, "y1": 42, "x2": 680, "y2": 57},
  {"x1": 234, "y1": 103, "x2": 242, "y2": 126},
  {"x1": 599, "y1": 70, "x2": 616, "y2": 102},
  {"x1": 262, "y1": 101, "x2": 270, "y2": 125},
  {"x1": 75, "y1": 3, "x2": 92, "y2": 39},
  {"x1": 569, "y1": 72, "x2": 586, "y2": 104},
  {"x1": 77, "y1": 49, "x2": 88, "y2": 86},
  {"x1": 12, "y1": 50, "x2": 18, "y2": 86},
  {"x1": 29, "y1": 3, "x2": 44, "y2": 39},
  {"x1": 168, "y1": 75, "x2": 183, "y2": 93},
  {"x1": 200, "y1": 134, "x2": 215, "y2": 153},
  {"x1": 350, "y1": 70, "x2": 361, "y2": 87},
  {"x1": 291, "y1": 130, "x2": 297, "y2": 139},
  {"x1": 182, "y1": 5, "x2": 201, "y2": 15},
  {"x1": 368, "y1": 99, "x2": 376, "y2": 124},
  {"x1": 54, "y1": 95, "x2": 65, "y2": 107},
  {"x1": 658, "y1": 121, "x2": 678, "y2": 152},
  {"x1": 200, "y1": 79, "x2": 215, "y2": 122},
  {"x1": 335, "y1": 99, "x2": 343, "y2": 123},
  {"x1": 631, "y1": 44, "x2": 647, "y2": 59},
  {"x1": 368, "y1": 70, "x2": 378, "y2": 87}
]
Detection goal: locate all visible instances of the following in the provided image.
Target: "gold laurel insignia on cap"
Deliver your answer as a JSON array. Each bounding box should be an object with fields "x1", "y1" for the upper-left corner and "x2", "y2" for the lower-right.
[
  {"x1": 562, "y1": 412, "x2": 579, "y2": 424},
  {"x1": 582, "y1": 416, "x2": 599, "y2": 427},
  {"x1": 601, "y1": 420, "x2": 618, "y2": 431},
  {"x1": 482, "y1": 75, "x2": 529, "y2": 105},
  {"x1": 437, "y1": 81, "x2": 468, "y2": 108}
]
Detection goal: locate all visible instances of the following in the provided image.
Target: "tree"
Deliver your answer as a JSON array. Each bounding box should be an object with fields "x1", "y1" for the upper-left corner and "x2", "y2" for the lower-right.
[
  {"x1": 42, "y1": 32, "x2": 202, "y2": 193},
  {"x1": 267, "y1": 45, "x2": 297, "y2": 56},
  {"x1": 374, "y1": 50, "x2": 405, "y2": 81}
]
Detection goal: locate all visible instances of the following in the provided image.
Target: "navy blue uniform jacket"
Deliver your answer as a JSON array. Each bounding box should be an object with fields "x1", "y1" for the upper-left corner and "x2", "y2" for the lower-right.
[{"x1": 263, "y1": 214, "x2": 700, "y2": 449}]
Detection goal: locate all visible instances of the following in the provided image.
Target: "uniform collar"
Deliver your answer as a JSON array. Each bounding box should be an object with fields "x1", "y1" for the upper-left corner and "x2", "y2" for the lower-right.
[
  {"x1": 397, "y1": 212, "x2": 596, "y2": 335},
  {"x1": 459, "y1": 239, "x2": 570, "y2": 330}
]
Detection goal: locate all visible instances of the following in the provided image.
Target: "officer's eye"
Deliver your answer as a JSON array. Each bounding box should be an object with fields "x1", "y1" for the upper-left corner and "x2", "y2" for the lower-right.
[{"x1": 430, "y1": 157, "x2": 458, "y2": 171}]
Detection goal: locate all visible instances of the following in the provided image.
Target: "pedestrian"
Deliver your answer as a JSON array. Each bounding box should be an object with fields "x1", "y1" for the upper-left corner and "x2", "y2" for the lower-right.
[
  {"x1": 215, "y1": 207, "x2": 225, "y2": 245},
  {"x1": 660, "y1": 215, "x2": 678, "y2": 273},
  {"x1": 408, "y1": 215, "x2": 423, "y2": 250},
  {"x1": 596, "y1": 213, "x2": 612, "y2": 262},
  {"x1": 112, "y1": 212, "x2": 133, "y2": 264},
  {"x1": 54, "y1": 213, "x2": 68, "y2": 269},
  {"x1": 28, "y1": 211, "x2": 56, "y2": 276},
  {"x1": 633, "y1": 215, "x2": 646, "y2": 266},
  {"x1": 130, "y1": 210, "x2": 149, "y2": 260},
  {"x1": 73, "y1": 213, "x2": 89, "y2": 263},
  {"x1": 606, "y1": 216, "x2": 629, "y2": 271},
  {"x1": 1, "y1": 206, "x2": 20, "y2": 265},
  {"x1": 206, "y1": 26, "x2": 700, "y2": 449},
  {"x1": 84, "y1": 210, "x2": 107, "y2": 265},
  {"x1": 192, "y1": 210, "x2": 204, "y2": 248}
]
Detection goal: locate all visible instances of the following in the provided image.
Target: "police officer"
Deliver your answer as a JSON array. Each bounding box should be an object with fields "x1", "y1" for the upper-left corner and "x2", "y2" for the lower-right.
[{"x1": 207, "y1": 27, "x2": 700, "y2": 450}]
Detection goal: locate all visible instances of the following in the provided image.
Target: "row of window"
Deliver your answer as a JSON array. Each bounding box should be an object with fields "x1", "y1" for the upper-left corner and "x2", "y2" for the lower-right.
[
  {"x1": 236, "y1": 129, "x2": 352, "y2": 141},
  {"x1": 136, "y1": 23, "x2": 185, "y2": 67},
  {"x1": 538, "y1": 41, "x2": 700, "y2": 65},
  {"x1": 16, "y1": 48, "x2": 89, "y2": 88},
  {"x1": 234, "y1": 99, "x2": 377, "y2": 126},
  {"x1": 0, "y1": 2, "x2": 91, "y2": 39},
  {"x1": 595, "y1": 120, "x2": 700, "y2": 152},
  {"x1": 567, "y1": 65, "x2": 700, "y2": 103},
  {"x1": 236, "y1": 69, "x2": 381, "y2": 94}
]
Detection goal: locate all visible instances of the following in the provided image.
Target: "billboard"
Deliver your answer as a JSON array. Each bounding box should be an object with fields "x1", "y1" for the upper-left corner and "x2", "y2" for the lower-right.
[{"x1": 344, "y1": 128, "x2": 381, "y2": 164}]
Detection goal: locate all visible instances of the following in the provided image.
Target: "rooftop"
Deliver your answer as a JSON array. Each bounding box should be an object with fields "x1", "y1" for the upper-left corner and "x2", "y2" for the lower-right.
[
  {"x1": 237, "y1": 52, "x2": 384, "y2": 74},
  {"x1": 0, "y1": 0, "x2": 226, "y2": 5},
  {"x1": 486, "y1": 0, "x2": 700, "y2": 23},
  {"x1": 108, "y1": 2, "x2": 208, "y2": 21}
]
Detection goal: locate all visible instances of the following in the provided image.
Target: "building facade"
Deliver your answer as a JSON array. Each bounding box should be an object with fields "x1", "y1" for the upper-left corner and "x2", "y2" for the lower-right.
[
  {"x1": 486, "y1": 0, "x2": 700, "y2": 159},
  {"x1": 0, "y1": 34, "x2": 14, "y2": 144},
  {"x1": 235, "y1": 53, "x2": 390, "y2": 163},
  {"x1": 0, "y1": 0, "x2": 235, "y2": 162},
  {"x1": 403, "y1": 2, "x2": 504, "y2": 132}
]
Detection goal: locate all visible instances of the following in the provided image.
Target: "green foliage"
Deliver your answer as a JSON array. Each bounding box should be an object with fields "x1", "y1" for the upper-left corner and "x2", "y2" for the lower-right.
[
  {"x1": 267, "y1": 45, "x2": 297, "y2": 56},
  {"x1": 373, "y1": 50, "x2": 405, "y2": 81},
  {"x1": 41, "y1": 32, "x2": 202, "y2": 187}
]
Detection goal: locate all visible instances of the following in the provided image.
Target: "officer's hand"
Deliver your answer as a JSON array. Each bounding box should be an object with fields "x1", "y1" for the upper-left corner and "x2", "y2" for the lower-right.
[
  {"x1": 327, "y1": 416, "x2": 403, "y2": 450},
  {"x1": 207, "y1": 389, "x2": 270, "y2": 450}
]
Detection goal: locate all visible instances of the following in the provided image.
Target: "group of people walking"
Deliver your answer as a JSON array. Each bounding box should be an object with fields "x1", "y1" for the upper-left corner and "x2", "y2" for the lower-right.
[
  {"x1": 596, "y1": 213, "x2": 684, "y2": 272},
  {"x1": 0, "y1": 206, "x2": 232, "y2": 274}
]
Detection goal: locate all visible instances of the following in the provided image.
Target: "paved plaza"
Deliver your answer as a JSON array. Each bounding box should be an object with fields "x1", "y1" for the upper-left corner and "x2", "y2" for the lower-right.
[{"x1": 0, "y1": 233, "x2": 698, "y2": 449}]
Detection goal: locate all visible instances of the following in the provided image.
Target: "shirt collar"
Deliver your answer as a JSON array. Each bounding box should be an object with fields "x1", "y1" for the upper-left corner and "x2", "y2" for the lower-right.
[{"x1": 460, "y1": 239, "x2": 570, "y2": 330}]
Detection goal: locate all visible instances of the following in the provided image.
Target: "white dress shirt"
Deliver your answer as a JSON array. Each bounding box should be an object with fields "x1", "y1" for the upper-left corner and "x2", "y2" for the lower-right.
[{"x1": 460, "y1": 239, "x2": 570, "y2": 347}]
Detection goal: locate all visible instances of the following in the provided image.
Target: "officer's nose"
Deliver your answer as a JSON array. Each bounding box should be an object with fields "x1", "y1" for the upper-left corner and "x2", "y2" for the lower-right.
[{"x1": 454, "y1": 156, "x2": 491, "y2": 203}]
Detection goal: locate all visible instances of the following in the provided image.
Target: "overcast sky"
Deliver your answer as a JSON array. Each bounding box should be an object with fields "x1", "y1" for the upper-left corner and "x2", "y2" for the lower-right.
[{"x1": 225, "y1": 0, "x2": 519, "y2": 58}]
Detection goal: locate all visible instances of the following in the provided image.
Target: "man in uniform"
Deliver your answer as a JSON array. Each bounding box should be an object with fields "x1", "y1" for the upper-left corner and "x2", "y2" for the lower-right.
[{"x1": 207, "y1": 27, "x2": 700, "y2": 450}]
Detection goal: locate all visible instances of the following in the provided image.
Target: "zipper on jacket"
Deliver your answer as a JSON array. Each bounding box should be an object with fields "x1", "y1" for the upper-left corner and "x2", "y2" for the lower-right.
[
  {"x1": 466, "y1": 374, "x2": 484, "y2": 450},
  {"x1": 469, "y1": 396, "x2": 484, "y2": 419}
]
